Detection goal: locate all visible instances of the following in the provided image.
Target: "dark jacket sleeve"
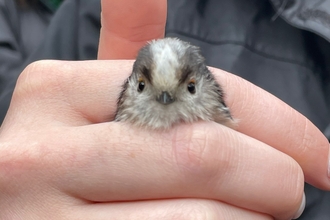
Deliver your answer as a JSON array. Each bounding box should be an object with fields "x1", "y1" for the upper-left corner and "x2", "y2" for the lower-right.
[
  {"x1": 0, "y1": 0, "x2": 52, "y2": 123},
  {"x1": 0, "y1": 0, "x2": 101, "y2": 124},
  {"x1": 0, "y1": 0, "x2": 24, "y2": 122},
  {"x1": 28, "y1": 0, "x2": 100, "y2": 61}
]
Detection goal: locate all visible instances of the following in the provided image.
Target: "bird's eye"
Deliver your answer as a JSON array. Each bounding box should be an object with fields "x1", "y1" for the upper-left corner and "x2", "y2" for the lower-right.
[
  {"x1": 187, "y1": 81, "x2": 196, "y2": 94},
  {"x1": 138, "y1": 80, "x2": 145, "y2": 92}
]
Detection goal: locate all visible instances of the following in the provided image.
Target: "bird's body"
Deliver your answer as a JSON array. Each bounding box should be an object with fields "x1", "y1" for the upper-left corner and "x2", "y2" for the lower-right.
[{"x1": 115, "y1": 38, "x2": 234, "y2": 129}]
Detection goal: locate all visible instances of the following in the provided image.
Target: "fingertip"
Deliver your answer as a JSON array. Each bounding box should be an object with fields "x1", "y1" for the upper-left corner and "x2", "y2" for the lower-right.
[
  {"x1": 98, "y1": 28, "x2": 164, "y2": 60},
  {"x1": 98, "y1": 0, "x2": 166, "y2": 59}
]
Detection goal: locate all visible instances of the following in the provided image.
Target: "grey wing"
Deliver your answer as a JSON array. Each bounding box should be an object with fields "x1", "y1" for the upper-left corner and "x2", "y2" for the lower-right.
[
  {"x1": 214, "y1": 103, "x2": 236, "y2": 128},
  {"x1": 114, "y1": 78, "x2": 129, "y2": 121}
]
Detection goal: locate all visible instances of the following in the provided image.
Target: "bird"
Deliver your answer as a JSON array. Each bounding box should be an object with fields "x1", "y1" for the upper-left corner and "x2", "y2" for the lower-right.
[{"x1": 115, "y1": 38, "x2": 235, "y2": 129}]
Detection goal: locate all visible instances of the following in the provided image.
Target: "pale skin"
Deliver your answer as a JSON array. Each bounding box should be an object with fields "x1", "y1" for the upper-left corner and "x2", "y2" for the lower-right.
[{"x1": 0, "y1": 0, "x2": 329, "y2": 219}]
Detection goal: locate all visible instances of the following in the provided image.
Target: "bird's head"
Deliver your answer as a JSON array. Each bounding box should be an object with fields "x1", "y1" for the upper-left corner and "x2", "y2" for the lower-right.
[{"x1": 116, "y1": 38, "x2": 229, "y2": 129}]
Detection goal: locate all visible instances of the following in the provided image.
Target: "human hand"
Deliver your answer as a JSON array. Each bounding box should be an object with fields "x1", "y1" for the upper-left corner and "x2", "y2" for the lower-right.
[
  {"x1": 0, "y1": 0, "x2": 329, "y2": 220},
  {"x1": 0, "y1": 58, "x2": 309, "y2": 220}
]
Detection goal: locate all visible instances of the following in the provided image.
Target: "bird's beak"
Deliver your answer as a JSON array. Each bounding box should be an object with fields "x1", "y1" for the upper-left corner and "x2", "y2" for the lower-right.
[{"x1": 156, "y1": 91, "x2": 175, "y2": 105}]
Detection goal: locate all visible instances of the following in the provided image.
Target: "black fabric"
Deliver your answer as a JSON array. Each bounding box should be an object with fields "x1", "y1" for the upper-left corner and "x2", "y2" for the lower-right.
[
  {"x1": 39, "y1": 0, "x2": 64, "y2": 12},
  {"x1": 1, "y1": 0, "x2": 330, "y2": 218},
  {"x1": 0, "y1": 0, "x2": 52, "y2": 122},
  {"x1": 28, "y1": 0, "x2": 100, "y2": 61},
  {"x1": 270, "y1": 0, "x2": 330, "y2": 42},
  {"x1": 0, "y1": 0, "x2": 100, "y2": 121}
]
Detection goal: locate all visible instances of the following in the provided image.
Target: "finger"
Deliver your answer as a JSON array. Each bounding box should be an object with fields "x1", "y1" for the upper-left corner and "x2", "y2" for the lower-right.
[
  {"x1": 5, "y1": 60, "x2": 130, "y2": 127},
  {"x1": 210, "y1": 67, "x2": 330, "y2": 190},
  {"x1": 73, "y1": 199, "x2": 272, "y2": 220},
  {"x1": 35, "y1": 122, "x2": 303, "y2": 220},
  {"x1": 98, "y1": 0, "x2": 166, "y2": 59},
  {"x1": 8, "y1": 60, "x2": 329, "y2": 191}
]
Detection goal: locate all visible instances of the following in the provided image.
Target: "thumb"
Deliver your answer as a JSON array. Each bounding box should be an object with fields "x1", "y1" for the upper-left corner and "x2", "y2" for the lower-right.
[{"x1": 98, "y1": 0, "x2": 167, "y2": 59}]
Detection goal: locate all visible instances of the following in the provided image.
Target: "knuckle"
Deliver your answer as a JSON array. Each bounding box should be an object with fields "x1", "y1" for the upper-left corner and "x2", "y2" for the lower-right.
[
  {"x1": 0, "y1": 138, "x2": 43, "y2": 189},
  {"x1": 171, "y1": 123, "x2": 226, "y2": 179},
  {"x1": 0, "y1": 129, "x2": 67, "y2": 187},
  {"x1": 14, "y1": 60, "x2": 69, "y2": 100}
]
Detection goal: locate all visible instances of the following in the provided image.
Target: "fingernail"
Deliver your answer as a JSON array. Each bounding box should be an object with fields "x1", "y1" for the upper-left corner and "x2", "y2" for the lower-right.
[{"x1": 292, "y1": 193, "x2": 306, "y2": 219}]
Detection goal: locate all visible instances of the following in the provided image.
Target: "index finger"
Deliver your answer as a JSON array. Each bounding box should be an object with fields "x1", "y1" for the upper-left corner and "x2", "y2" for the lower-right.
[{"x1": 98, "y1": 0, "x2": 167, "y2": 59}]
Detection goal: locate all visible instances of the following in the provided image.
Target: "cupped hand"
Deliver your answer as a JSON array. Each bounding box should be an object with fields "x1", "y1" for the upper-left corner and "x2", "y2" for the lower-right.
[
  {"x1": 0, "y1": 0, "x2": 329, "y2": 220},
  {"x1": 0, "y1": 59, "x2": 305, "y2": 220}
]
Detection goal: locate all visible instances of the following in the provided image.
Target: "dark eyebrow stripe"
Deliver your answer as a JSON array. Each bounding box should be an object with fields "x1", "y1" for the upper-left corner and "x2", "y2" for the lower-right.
[
  {"x1": 179, "y1": 66, "x2": 192, "y2": 84},
  {"x1": 141, "y1": 66, "x2": 152, "y2": 82},
  {"x1": 133, "y1": 44, "x2": 153, "y2": 83}
]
